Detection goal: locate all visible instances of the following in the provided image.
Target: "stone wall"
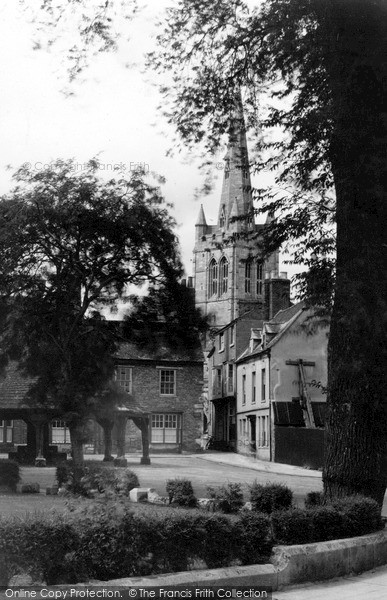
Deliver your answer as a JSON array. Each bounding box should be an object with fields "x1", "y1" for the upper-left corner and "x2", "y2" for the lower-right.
[{"x1": 120, "y1": 361, "x2": 204, "y2": 453}]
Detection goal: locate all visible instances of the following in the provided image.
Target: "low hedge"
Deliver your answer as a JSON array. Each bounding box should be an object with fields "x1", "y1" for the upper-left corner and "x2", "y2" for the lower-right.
[
  {"x1": 0, "y1": 459, "x2": 20, "y2": 492},
  {"x1": 0, "y1": 489, "x2": 383, "y2": 586},
  {"x1": 0, "y1": 501, "x2": 273, "y2": 585},
  {"x1": 271, "y1": 495, "x2": 384, "y2": 545},
  {"x1": 56, "y1": 462, "x2": 139, "y2": 497}
]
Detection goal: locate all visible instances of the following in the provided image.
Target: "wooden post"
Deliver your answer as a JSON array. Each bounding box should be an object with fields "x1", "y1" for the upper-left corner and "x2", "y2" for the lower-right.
[
  {"x1": 28, "y1": 414, "x2": 47, "y2": 466},
  {"x1": 132, "y1": 416, "x2": 151, "y2": 465},
  {"x1": 114, "y1": 413, "x2": 128, "y2": 466},
  {"x1": 140, "y1": 417, "x2": 151, "y2": 465}
]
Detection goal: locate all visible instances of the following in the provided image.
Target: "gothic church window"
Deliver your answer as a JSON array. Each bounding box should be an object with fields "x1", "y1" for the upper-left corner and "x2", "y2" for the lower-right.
[
  {"x1": 220, "y1": 257, "x2": 228, "y2": 294},
  {"x1": 245, "y1": 261, "x2": 252, "y2": 293},
  {"x1": 209, "y1": 259, "x2": 218, "y2": 296},
  {"x1": 256, "y1": 261, "x2": 263, "y2": 295}
]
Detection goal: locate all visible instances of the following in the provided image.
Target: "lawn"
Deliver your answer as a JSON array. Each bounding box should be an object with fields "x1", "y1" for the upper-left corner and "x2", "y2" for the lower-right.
[{"x1": 0, "y1": 463, "x2": 189, "y2": 519}]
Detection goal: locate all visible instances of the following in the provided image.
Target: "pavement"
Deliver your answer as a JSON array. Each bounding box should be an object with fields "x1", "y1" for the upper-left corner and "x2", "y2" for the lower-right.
[
  {"x1": 272, "y1": 565, "x2": 387, "y2": 599},
  {"x1": 196, "y1": 451, "x2": 322, "y2": 478}
]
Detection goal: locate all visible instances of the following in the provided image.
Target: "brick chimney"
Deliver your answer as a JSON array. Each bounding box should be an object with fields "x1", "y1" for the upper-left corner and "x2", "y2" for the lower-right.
[{"x1": 264, "y1": 272, "x2": 291, "y2": 320}]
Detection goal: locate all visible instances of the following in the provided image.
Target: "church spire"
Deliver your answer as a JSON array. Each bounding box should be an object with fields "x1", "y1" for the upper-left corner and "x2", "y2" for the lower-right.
[
  {"x1": 217, "y1": 95, "x2": 254, "y2": 232},
  {"x1": 196, "y1": 204, "x2": 207, "y2": 226},
  {"x1": 195, "y1": 204, "x2": 207, "y2": 241}
]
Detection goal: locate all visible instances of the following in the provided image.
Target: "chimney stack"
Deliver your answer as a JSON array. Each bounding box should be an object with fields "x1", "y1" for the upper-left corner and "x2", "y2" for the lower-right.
[{"x1": 264, "y1": 273, "x2": 291, "y2": 320}]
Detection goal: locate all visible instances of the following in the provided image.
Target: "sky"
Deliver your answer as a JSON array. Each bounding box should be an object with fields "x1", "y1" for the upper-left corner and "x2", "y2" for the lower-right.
[{"x1": 0, "y1": 0, "x2": 293, "y2": 281}]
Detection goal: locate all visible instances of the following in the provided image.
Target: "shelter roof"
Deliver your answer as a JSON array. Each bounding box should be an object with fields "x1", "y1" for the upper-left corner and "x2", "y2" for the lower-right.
[{"x1": 0, "y1": 361, "x2": 34, "y2": 409}]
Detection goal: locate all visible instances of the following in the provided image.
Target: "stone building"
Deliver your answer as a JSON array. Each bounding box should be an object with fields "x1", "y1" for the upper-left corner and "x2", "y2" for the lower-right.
[
  {"x1": 0, "y1": 338, "x2": 203, "y2": 463},
  {"x1": 110, "y1": 342, "x2": 204, "y2": 454},
  {"x1": 236, "y1": 303, "x2": 328, "y2": 468}
]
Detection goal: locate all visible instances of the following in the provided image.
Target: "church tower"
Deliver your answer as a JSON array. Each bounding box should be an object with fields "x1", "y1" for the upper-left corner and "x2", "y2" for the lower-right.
[{"x1": 193, "y1": 101, "x2": 279, "y2": 328}]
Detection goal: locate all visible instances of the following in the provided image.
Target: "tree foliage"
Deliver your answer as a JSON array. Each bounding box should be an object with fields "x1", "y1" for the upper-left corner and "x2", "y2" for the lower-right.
[
  {"x1": 148, "y1": 0, "x2": 337, "y2": 285},
  {"x1": 23, "y1": 0, "x2": 138, "y2": 83},
  {"x1": 148, "y1": 0, "x2": 387, "y2": 505},
  {"x1": 125, "y1": 278, "x2": 209, "y2": 358},
  {"x1": 0, "y1": 159, "x2": 182, "y2": 461}
]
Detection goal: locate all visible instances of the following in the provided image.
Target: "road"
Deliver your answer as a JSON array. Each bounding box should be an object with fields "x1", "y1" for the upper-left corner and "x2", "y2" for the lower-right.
[{"x1": 17, "y1": 452, "x2": 323, "y2": 506}]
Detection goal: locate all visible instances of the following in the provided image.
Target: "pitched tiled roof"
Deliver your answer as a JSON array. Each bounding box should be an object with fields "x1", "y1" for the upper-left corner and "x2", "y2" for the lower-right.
[
  {"x1": 270, "y1": 301, "x2": 306, "y2": 323},
  {"x1": 115, "y1": 342, "x2": 203, "y2": 362},
  {"x1": 236, "y1": 302, "x2": 306, "y2": 362},
  {"x1": 0, "y1": 361, "x2": 35, "y2": 409},
  {"x1": 0, "y1": 361, "x2": 149, "y2": 416}
]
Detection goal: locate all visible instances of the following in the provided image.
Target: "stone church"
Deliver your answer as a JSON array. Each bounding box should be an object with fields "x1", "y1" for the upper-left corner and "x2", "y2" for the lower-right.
[{"x1": 192, "y1": 103, "x2": 292, "y2": 449}]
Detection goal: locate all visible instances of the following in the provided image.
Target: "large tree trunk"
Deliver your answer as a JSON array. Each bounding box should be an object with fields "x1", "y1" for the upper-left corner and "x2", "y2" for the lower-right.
[{"x1": 320, "y1": 1, "x2": 387, "y2": 505}]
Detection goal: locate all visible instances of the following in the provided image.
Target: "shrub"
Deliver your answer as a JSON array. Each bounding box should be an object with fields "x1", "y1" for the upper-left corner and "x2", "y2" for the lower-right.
[
  {"x1": 86, "y1": 463, "x2": 117, "y2": 492},
  {"x1": 147, "y1": 510, "x2": 205, "y2": 573},
  {"x1": 56, "y1": 461, "x2": 139, "y2": 497},
  {"x1": 56, "y1": 462, "x2": 70, "y2": 487},
  {"x1": 272, "y1": 496, "x2": 383, "y2": 546},
  {"x1": 116, "y1": 469, "x2": 140, "y2": 495},
  {"x1": 206, "y1": 483, "x2": 244, "y2": 514},
  {"x1": 272, "y1": 508, "x2": 314, "y2": 545},
  {"x1": 199, "y1": 513, "x2": 238, "y2": 569},
  {"x1": 0, "y1": 517, "x2": 28, "y2": 585},
  {"x1": 331, "y1": 495, "x2": 383, "y2": 537},
  {"x1": 236, "y1": 512, "x2": 273, "y2": 565},
  {"x1": 250, "y1": 482, "x2": 293, "y2": 514},
  {"x1": 305, "y1": 491, "x2": 324, "y2": 509},
  {"x1": 0, "y1": 514, "x2": 81, "y2": 585},
  {"x1": 71, "y1": 503, "x2": 148, "y2": 581},
  {"x1": 166, "y1": 478, "x2": 197, "y2": 507},
  {"x1": 308, "y1": 506, "x2": 346, "y2": 541},
  {"x1": 0, "y1": 459, "x2": 20, "y2": 492}
]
